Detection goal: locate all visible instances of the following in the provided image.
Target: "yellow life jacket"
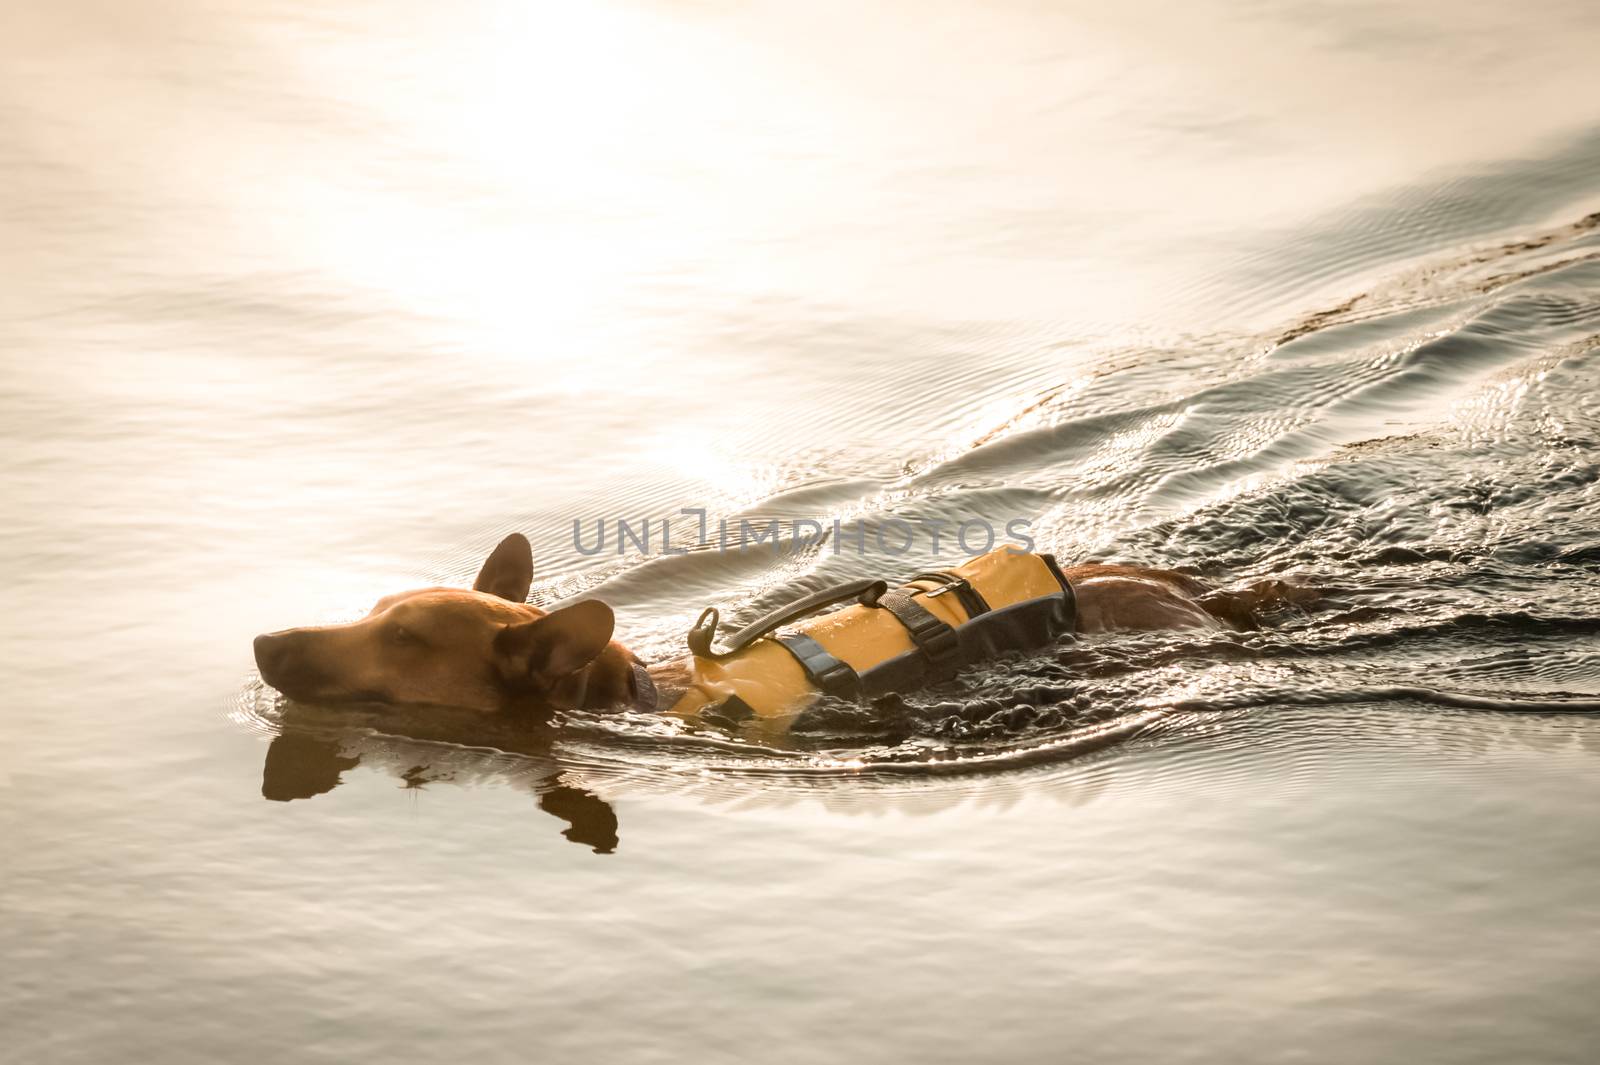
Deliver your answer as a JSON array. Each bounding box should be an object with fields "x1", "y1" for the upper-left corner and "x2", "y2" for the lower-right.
[{"x1": 665, "y1": 548, "x2": 1076, "y2": 728}]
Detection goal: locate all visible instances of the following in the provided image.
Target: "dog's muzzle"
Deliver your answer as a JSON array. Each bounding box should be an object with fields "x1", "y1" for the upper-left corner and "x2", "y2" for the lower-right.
[{"x1": 253, "y1": 630, "x2": 333, "y2": 699}]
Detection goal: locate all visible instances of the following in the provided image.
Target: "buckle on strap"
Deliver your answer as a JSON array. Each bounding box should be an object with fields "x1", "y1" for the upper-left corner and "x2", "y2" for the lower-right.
[
  {"x1": 920, "y1": 577, "x2": 967, "y2": 598},
  {"x1": 910, "y1": 571, "x2": 991, "y2": 619}
]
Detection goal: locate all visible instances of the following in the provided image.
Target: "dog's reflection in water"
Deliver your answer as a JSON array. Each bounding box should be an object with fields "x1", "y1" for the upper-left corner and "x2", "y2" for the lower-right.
[{"x1": 259, "y1": 718, "x2": 620, "y2": 854}]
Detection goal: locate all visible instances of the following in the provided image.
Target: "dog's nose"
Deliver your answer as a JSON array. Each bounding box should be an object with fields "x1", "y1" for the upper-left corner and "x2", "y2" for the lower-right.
[{"x1": 253, "y1": 632, "x2": 288, "y2": 682}]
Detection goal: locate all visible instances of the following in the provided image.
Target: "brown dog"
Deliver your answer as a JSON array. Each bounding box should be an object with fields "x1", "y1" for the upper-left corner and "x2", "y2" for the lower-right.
[{"x1": 254, "y1": 533, "x2": 1292, "y2": 717}]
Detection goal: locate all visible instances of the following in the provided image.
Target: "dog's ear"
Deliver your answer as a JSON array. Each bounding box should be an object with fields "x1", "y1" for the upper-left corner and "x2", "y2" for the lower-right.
[
  {"x1": 474, "y1": 533, "x2": 533, "y2": 602},
  {"x1": 494, "y1": 600, "x2": 615, "y2": 688}
]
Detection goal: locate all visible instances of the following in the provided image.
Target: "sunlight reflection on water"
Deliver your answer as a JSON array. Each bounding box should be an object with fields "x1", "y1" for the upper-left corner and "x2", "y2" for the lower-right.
[{"x1": 5, "y1": 0, "x2": 1600, "y2": 1062}]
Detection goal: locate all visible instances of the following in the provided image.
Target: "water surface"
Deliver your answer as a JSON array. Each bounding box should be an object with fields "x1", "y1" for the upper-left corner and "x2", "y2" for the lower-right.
[{"x1": 4, "y1": 1, "x2": 1600, "y2": 1062}]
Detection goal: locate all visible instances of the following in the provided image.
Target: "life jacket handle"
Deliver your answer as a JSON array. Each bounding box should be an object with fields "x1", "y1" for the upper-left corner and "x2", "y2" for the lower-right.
[{"x1": 687, "y1": 578, "x2": 889, "y2": 660}]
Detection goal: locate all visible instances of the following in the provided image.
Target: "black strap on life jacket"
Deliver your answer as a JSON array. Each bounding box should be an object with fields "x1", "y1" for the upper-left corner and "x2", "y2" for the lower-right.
[
  {"x1": 773, "y1": 632, "x2": 862, "y2": 699},
  {"x1": 910, "y1": 570, "x2": 991, "y2": 619},
  {"x1": 1038, "y1": 553, "x2": 1077, "y2": 625},
  {"x1": 627, "y1": 659, "x2": 660, "y2": 713},
  {"x1": 874, "y1": 589, "x2": 963, "y2": 680}
]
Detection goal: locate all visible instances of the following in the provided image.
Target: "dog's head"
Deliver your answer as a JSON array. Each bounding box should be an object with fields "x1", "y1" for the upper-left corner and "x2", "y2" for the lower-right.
[{"x1": 253, "y1": 534, "x2": 632, "y2": 713}]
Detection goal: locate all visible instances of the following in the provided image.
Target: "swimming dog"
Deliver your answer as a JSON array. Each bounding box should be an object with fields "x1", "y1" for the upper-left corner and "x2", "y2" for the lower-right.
[{"x1": 253, "y1": 533, "x2": 1299, "y2": 722}]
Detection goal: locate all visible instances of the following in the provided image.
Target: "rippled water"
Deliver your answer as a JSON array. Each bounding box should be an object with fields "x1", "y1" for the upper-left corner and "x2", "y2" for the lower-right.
[{"x1": 5, "y1": 1, "x2": 1600, "y2": 1062}]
